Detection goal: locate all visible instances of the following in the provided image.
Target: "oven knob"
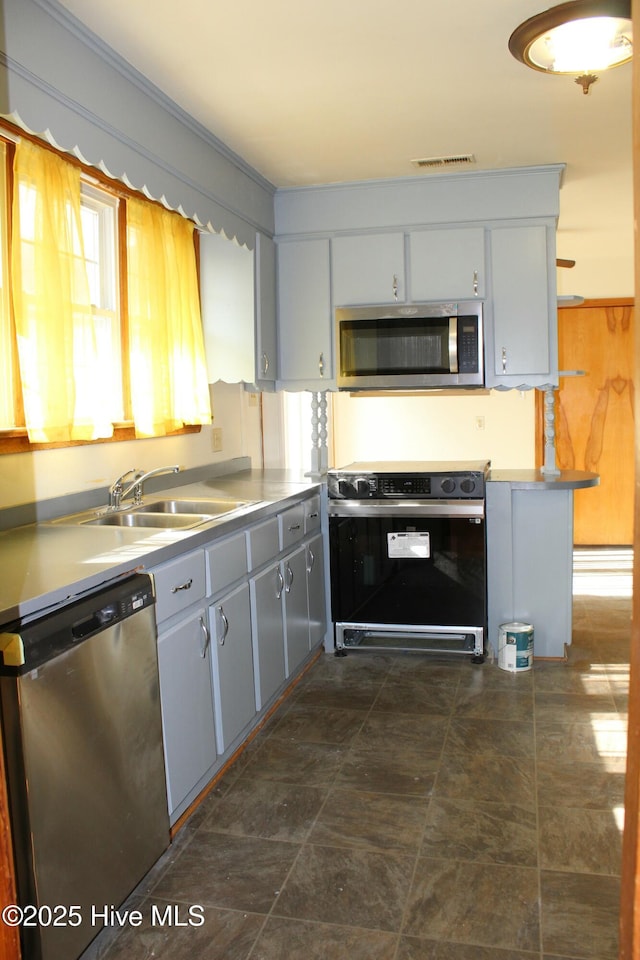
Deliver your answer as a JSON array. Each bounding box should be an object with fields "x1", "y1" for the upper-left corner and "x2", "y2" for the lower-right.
[
  {"x1": 338, "y1": 479, "x2": 356, "y2": 498},
  {"x1": 355, "y1": 478, "x2": 370, "y2": 497},
  {"x1": 461, "y1": 478, "x2": 476, "y2": 494},
  {"x1": 440, "y1": 477, "x2": 456, "y2": 494}
]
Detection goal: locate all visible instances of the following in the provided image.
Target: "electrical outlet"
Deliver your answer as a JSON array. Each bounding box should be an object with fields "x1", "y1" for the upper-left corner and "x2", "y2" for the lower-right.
[
  {"x1": 475, "y1": 416, "x2": 485, "y2": 431},
  {"x1": 212, "y1": 427, "x2": 223, "y2": 452}
]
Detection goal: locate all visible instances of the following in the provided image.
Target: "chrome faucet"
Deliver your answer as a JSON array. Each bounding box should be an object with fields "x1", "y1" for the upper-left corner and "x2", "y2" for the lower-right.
[{"x1": 108, "y1": 465, "x2": 181, "y2": 509}]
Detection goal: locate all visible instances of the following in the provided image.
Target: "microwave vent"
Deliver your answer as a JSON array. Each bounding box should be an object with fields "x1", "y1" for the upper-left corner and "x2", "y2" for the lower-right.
[{"x1": 411, "y1": 154, "x2": 476, "y2": 169}]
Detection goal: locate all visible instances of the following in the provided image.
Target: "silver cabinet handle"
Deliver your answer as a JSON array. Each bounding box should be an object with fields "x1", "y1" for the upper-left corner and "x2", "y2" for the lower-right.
[
  {"x1": 393, "y1": 274, "x2": 399, "y2": 301},
  {"x1": 307, "y1": 546, "x2": 315, "y2": 574},
  {"x1": 262, "y1": 352, "x2": 269, "y2": 375},
  {"x1": 307, "y1": 511, "x2": 319, "y2": 520},
  {"x1": 276, "y1": 567, "x2": 285, "y2": 599},
  {"x1": 319, "y1": 352, "x2": 325, "y2": 377},
  {"x1": 285, "y1": 562, "x2": 294, "y2": 592},
  {"x1": 288, "y1": 522, "x2": 301, "y2": 532},
  {"x1": 199, "y1": 616, "x2": 210, "y2": 658},
  {"x1": 473, "y1": 270, "x2": 479, "y2": 296},
  {"x1": 217, "y1": 605, "x2": 229, "y2": 645},
  {"x1": 171, "y1": 578, "x2": 193, "y2": 594},
  {"x1": 501, "y1": 347, "x2": 507, "y2": 373}
]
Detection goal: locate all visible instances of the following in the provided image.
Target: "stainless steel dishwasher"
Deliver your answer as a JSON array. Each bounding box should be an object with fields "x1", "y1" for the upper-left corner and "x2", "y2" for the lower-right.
[{"x1": 0, "y1": 573, "x2": 169, "y2": 960}]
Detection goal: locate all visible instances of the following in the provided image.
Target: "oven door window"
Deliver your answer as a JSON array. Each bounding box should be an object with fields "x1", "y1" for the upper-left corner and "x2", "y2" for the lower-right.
[
  {"x1": 339, "y1": 317, "x2": 451, "y2": 377},
  {"x1": 329, "y1": 515, "x2": 486, "y2": 629}
]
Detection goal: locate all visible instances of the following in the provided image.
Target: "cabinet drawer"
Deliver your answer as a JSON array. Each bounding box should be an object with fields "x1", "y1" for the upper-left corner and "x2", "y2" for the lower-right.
[
  {"x1": 304, "y1": 495, "x2": 321, "y2": 534},
  {"x1": 279, "y1": 503, "x2": 305, "y2": 550},
  {"x1": 247, "y1": 517, "x2": 280, "y2": 571},
  {"x1": 152, "y1": 550, "x2": 206, "y2": 624},
  {"x1": 206, "y1": 533, "x2": 248, "y2": 597}
]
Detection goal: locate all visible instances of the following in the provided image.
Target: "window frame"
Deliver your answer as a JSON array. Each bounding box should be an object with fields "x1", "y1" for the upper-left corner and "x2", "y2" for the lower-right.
[{"x1": 0, "y1": 122, "x2": 203, "y2": 454}]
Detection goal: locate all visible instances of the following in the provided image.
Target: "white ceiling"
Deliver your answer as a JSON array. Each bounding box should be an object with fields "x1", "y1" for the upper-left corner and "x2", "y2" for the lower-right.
[{"x1": 56, "y1": 0, "x2": 635, "y2": 298}]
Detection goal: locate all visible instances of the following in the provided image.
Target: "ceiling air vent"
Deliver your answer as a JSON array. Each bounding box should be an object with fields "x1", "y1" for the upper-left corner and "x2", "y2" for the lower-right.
[{"x1": 411, "y1": 154, "x2": 476, "y2": 169}]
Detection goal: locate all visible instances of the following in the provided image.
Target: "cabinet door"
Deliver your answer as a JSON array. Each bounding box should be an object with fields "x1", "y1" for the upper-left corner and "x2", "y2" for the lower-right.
[
  {"x1": 250, "y1": 562, "x2": 286, "y2": 710},
  {"x1": 489, "y1": 224, "x2": 553, "y2": 385},
  {"x1": 200, "y1": 231, "x2": 256, "y2": 384},
  {"x1": 332, "y1": 233, "x2": 405, "y2": 305},
  {"x1": 157, "y1": 609, "x2": 216, "y2": 817},
  {"x1": 409, "y1": 227, "x2": 485, "y2": 301},
  {"x1": 209, "y1": 582, "x2": 255, "y2": 754},
  {"x1": 306, "y1": 532, "x2": 326, "y2": 650},
  {"x1": 277, "y1": 238, "x2": 332, "y2": 385},
  {"x1": 282, "y1": 546, "x2": 310, "y2": 676},
  {"x1": 254, "y1": 232, "x2": 277, "y2": 388}
]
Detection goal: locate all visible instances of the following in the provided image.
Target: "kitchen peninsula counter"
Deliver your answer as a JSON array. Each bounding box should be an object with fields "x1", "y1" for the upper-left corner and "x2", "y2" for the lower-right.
[
  {"x1": 486, "y1": 468, "x2": 599, "y2": 660},
  {"x1": 488, "y1": 468, "x2": 599, "y2": 489}
]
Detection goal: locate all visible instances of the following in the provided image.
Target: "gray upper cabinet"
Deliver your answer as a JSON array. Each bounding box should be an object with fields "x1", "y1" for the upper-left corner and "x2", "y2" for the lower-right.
[
  {"x1": 487, "y1": 223, "x2": 556, "y2": 388},
  {"x1": 409, "y1": 227, "x2": 485, "y2": 302},
  {"x1": 273, "y1": 165, "x2": 563, "y2": 392},
  {"x1": 277, "y1": 237, "x2": 332, "y2": 387},
  {"x1": 331, "y1": 232, "x2": 405, "y2": 305},
  {"x1": 200, "y1": 231, "x2": 255, "y2": 384},
  {"x1": 200, "y1": 230, "x2": 277, "y2": 390},
  {"x1": 254, "y1": 232, "x2": 277, "y2": 389}
]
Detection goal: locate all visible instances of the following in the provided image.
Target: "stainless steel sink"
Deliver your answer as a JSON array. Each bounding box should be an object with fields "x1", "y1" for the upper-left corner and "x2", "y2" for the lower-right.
[
  {"x1": 48, "y1": 496, "x2": 256, "y2": 528},
  {"x1": 83, "y1": 512, "x2": 209, "y2": 529},
  {"x1": 136, "y1": 498, "x2": 253, "y2": 515}
]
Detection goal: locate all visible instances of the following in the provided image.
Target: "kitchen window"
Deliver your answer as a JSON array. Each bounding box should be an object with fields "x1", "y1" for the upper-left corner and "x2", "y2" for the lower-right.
[{"x1": 0, "y1": 126, "x2": 211, "y2": 449}]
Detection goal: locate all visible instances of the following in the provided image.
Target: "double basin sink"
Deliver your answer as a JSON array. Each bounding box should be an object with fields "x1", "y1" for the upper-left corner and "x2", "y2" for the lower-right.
[{"x1": 52, "y1": 498, "x2": 257, "y2": 530}]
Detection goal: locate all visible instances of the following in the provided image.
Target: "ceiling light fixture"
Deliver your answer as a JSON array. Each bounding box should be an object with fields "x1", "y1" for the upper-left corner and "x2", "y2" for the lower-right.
[{"x1": 509, "y1": 0, "x2": 632, "y2": 94}]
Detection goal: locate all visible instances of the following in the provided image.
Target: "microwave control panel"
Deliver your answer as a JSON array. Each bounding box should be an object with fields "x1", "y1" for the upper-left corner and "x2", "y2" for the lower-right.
[{"x1": 458, "y1": 318, "x2": 480, "y2": 373}]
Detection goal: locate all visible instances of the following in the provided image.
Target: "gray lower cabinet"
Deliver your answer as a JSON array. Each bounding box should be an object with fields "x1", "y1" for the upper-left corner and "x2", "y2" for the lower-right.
[
  {"x1": 282, "y1": 544, "x2": 310, "y2": 677},
  {"x1": 250, "y1": 560, "x2": 286, "y2": 711},
  {"x1": 153, "y1": 491, "x2": 326, "y2": 824},
  {"x1": 151, "y1": 547, "x2": 215, "y2": 824},
  {"x1": 209, "y1": 582, "x2": 255, "y2": 755},
  {"x1": 486, "y1": 481, "x2": 574, "y2": 659},
  {"x1": 306, "y1": 532, "x2": 326, "y2": 650},
  {"x1": 157, "y1": 608, "x2": 216, "y2": 819}
]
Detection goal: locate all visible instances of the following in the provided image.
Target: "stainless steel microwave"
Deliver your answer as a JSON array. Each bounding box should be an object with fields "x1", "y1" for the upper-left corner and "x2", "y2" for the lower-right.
[{"x1": 336, "y1": 301, "x2": 484, "y2": 391}]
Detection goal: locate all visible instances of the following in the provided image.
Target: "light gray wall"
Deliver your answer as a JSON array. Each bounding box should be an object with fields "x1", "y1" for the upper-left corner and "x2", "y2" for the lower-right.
[
  {"x1": 2, "y1": 0, "x2": 275, "y2": 243},
  {"x1": 0, "y1": 0, "x2": 275, "y2": 511}
]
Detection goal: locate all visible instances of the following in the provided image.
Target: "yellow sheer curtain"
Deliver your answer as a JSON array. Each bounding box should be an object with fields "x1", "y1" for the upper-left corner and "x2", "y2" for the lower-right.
[
  {"x1": 126, "y1": 199, "x2": 212, "y2": 437},
  {"x1": 11, "y1": 140, "x2": 115, "y2": 442}
]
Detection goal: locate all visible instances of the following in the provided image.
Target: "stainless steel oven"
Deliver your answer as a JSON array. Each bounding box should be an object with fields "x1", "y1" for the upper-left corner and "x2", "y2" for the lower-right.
[{"x1": 328, "y1": 461, "x2": 488, "y2": 659}]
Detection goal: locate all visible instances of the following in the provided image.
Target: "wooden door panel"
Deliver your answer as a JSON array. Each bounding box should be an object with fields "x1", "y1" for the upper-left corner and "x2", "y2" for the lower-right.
[{"x1": 549, "y1": 299, "x2": 635, "y2": 545}]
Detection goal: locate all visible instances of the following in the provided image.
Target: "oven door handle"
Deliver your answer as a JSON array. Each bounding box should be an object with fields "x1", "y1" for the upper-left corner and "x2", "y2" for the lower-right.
[{"x1": 327, "y1": 499, "x2": 485, "y2": 519}]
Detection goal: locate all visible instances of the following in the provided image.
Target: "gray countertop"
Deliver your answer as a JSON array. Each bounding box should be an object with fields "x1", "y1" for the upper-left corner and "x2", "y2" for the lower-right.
[
  {"x1": 488, "y1": 469, "x2": 599, "y2": 490},
  {"x1": 0, "y1": 469, "x2": 320, "y2": 626}
]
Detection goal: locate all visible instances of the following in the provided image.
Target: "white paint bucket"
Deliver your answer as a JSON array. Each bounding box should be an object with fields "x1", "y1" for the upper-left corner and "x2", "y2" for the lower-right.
[{"x1": 498, "y1": 622, "x2": 534, "y2": 673}]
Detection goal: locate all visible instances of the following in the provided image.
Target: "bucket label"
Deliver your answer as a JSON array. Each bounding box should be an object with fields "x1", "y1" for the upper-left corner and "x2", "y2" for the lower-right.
[{"x1": 498, "y1": 623, "x2": 534, "y2": 673}]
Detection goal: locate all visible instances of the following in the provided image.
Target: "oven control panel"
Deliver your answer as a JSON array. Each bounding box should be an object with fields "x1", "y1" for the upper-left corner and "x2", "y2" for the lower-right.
[{"x1": 328, "y1": 465, "x2": 488, "y2": 500}]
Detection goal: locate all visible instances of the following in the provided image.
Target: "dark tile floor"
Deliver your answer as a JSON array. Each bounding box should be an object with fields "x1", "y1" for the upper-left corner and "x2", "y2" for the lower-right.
[{"x1": 88, "y1": 550, "x2": 631, "y2": 960}]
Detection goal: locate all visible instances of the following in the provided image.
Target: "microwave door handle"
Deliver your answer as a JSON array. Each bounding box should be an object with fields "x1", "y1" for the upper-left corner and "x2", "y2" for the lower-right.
[{"x1": 449, "y1": 317, "x2": 458, "y2": 374}]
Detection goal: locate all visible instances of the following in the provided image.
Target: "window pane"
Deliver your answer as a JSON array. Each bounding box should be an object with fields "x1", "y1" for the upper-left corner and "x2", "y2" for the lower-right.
[
  {"x1": 0, "y1": 141, "x2": 18, "y2": 429},
  {"x1": 79, "y1": 183, "x2": 124, "y2": 422}
]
